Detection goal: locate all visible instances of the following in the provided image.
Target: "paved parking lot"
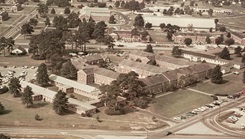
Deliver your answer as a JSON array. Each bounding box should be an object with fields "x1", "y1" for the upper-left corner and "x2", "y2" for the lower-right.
[{"x1": 0, "y1": 66, "x2": 37, "y2": 85}]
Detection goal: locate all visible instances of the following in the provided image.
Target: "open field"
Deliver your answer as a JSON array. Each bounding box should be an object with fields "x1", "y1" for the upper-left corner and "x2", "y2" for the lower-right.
[
  {"x1": 151, "y1": 89, "x2": 213, "y2": 118},
  {"x1": 0, "y1": 55, "x2": 44, "y2": 67},
  {"x1": 191, "y1": 74, "x2": 245, "y2": 95},
  {"x1": 6, "y1": 134, "x2": 81, "y2": 139},
  {"x1": 0, "y1": 93, "x2": 165, "y2": 130},
  {"x1": 2, "y1": 15, "x2": 21, "y2": 25}
]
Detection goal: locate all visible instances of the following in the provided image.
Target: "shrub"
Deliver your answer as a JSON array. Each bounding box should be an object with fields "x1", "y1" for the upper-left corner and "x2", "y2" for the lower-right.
[{"x1": 31, "y1": 55, "x2": 45, "y2": 60}]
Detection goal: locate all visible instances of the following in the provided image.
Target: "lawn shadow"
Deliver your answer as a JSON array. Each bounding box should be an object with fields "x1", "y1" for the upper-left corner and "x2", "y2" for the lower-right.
[
  {"x1": 32, "y1": 102, "x2": 49, "y2": 108},
  {"x1": 3, "y1": 110, "x2": 12, "y2": 114},
  {"x1": 221, "y1": 80, "x2": 229, "y2": 84}
]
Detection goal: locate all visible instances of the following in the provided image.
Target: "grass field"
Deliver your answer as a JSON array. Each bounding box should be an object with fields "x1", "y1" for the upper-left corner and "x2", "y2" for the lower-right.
[
  {"x1": 0, "y1": 55, "x2": 44, "y2": 67},
  {"x1": 151, "y1": 89, "x2": 213, "y2": 118},
  {"x1": 0, "y1": 93, "x2": 163, "y2": 130},
  {"x1": 3, "y1": 15, "x2": 20, "y2": 25},
  {"x1": 191, "y1": 74, "x2": 245, "y2": 95}
]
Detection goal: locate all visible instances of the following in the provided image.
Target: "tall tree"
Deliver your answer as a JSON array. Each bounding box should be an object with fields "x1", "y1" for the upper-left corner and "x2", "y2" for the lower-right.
[
  {"x1": 225, "y1": 38, "x2": 235, "y2": 46},
  {"x1": 8, "y1": 77, "x2": 21, "y2": 97},
  {"x1": 145, "y1": 22, "x2": 152, "y2": 29},
  {"x1": 172, "y1": 46, "x2": 182, "y2": 57},
  {"x1": 243, "y1": 70, "x2": 245, "y2": 83},
  {"x1": 92, "y1": 21, "x2": 107, "y2": 41},
  {"x1": 109, "y1": 15, "x2": 116, "y2": 24},
  {"x1": 226, "y1": 32, "x2": 231, "y2": 38},
  {"x1": 67, "y1": 12, "x2": 80, "y2": 28},
  {"x1": 215, "y1": 37, "x2": 222, "y2": 46},
  {"x1": 64, "y1": 7, "x2": 71, "y2": 14},
  {"x1": 184, "y1": 38, "x2": 192, "y2": 46},
  {"x1": 53, "y1": 15, "x2": 68, "y2": 30},
  {"x1": 208, "y1": 9, "x2": 213, "y2": 16},
  {"x1": 21, "y1": 86, "x2": 34, "y2": 108},
  {"x1": 45, "y1": 17, "x2": 51, "y2": 26},
  {"x1": 219, "y1": 47, "x2": 230, "y2": 60},
  {"x1": 50, "y1": 8, "x2": 56, "y2": 14},
  {"x1": 115, "y1": 1, "x2": 120, "y2": 7},
  {"x1": 53, "y1": 90, "x2": 68, "y2": 115},
  {"x1": 37, "y1": 3, "x2": 48, "y2": 17},
  {"x1": 144, "y1": 44, "x2": 153, "y2": 53},
  {"x1": 234, "y1": 46, "x2": 242, "y2": 55},
  {"x1": 134, "y1": 14, "x2": 144, "y2": 27},
  {"x1": 60, "y1": 61, "x2": 77, "y2": 79},
  {"x1": 29, "y1": 18, "x2": 38, "y2": 27},
  {"x1": 21, "y1": 23, "x2": 34, "y2": 38},
  {"x1": 159, "y1": 23, "x2": 165, "y2": 30},
  {"x1": 206, "y1": 36, "x2": 211, "y2": 44},
  {"x1": 36, "y1": 63, "x2": 49, "y2": 86},
  {"x1": 0, "y1": 102, "x2": 5, "y2": 115},
  {"x1": 211, "y1": 65, "x2": 223, "y2": 84},
  {"x1": 0, "y1": 37, "x2": 14, "y2": 56}
]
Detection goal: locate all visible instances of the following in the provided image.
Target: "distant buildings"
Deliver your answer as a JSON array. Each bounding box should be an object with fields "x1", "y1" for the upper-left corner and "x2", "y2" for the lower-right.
[
  {"x1": 143, "y1": 16, "x2": 215, "y2": 29},
  {"x1": 172, "y1": 32, "x2": 222, "y2": 44},
  {"x1": 79, "y1": 6, "x2": 111, "y2": 22},
  {"x1": 181, "y1": 50, "x2": 245, "y2": 69}
]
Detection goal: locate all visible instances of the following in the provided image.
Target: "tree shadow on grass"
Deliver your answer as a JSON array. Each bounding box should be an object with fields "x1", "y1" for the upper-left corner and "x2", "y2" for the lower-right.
[
  {"x1": 0, "y1": 110, "x2": 12, "y2": 115},
  {"x1": 221, "y1": 80, "x2": 229, "y2": 84},
  {"x1": 32, "y1": 102, "x2": 49, "y2": 108}
]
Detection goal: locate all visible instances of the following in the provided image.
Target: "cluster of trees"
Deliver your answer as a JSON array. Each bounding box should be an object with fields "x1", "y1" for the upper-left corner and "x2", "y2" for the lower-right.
[
  {"x1": 115, "y1": 0, "x2": 145, "y2": 11},
  {"x1": 159, "y1": 23, "x2": 180, "y2": 41},
  {"x1": 46, "y1": 0, "x2": 71, "y2": 7},
  {"x1": 100, "y1": 71, "x2": 153, "y2": 115},
  {"x1": 0, "y1": 37, "x2": 15, "y2": 56},
  {"x1": 163, "y1": 6, "x2": 185, "y2": 16},
  {"x1": 20, "y1": 18, "x2": 38, "y2": 37}
]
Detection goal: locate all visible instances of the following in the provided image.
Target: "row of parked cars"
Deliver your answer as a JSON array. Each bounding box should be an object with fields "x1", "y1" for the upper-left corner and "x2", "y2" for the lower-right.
[{"x1": 173, "y1": 100, "x2": 226, "y2": 121}]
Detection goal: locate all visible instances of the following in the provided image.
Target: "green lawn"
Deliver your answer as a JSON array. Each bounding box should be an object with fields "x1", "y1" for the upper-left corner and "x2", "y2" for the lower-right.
[
  {"x1": 0, "y1": 93, "x2": 159, "y2": 130},
  {"x1": 152, "y1": 89, "x2": 213, "y2": 118},
  {"x1": 192, "y1": 74, "x2": 245, "y2": 95}
]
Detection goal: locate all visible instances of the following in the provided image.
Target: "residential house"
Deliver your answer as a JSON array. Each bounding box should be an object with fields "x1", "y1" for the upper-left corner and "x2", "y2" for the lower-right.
[
  {"x1": 155, "y1": 55, "x2": 193, "y2": 70},
  {"x1": 49, "y1": 74, "x2": 101, "y2": 99},
  {"x1": 20, "y1": 81, "x2": 98, "y2": 116},
  {"x1": 128, "y1": 50, "x2": 155, "y2": 64},
  {"x1": 116, "y1": 59, "x2": 168, "y2": 78},
  {"x1": 79, "y1": 6, "x2": 111, "y2": 22}
]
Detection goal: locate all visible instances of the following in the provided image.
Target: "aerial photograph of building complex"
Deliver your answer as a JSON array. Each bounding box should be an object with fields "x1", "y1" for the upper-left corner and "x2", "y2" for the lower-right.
[{"x1": 0, "y1": 0, "x2": 245, "y2": 138}]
